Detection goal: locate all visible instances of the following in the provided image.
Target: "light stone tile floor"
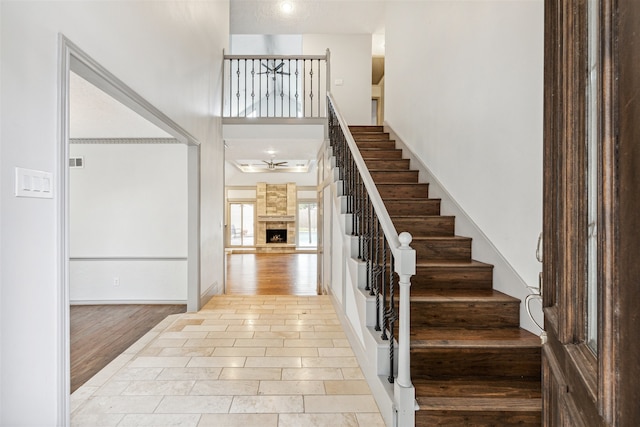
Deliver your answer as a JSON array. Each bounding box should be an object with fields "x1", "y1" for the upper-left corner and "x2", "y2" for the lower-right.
[{"x1": 71, "y1": 295, "x2": 386, "y2": 427}]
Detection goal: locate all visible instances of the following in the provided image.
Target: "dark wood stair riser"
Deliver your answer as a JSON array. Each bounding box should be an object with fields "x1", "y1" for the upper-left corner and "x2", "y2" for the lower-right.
[
  {"x1": 370, "y1": 170, "x2": 419, "y2": 183},
  {"x1": 355, "y1": 140, "x2": 396, "y2": 149},
  {"x1": 411, "y1": 347, "x2": 542, "y2": 379},
  {"x1": 411, "y1": 265, "x2": 494, "y2": 291},
  {"x1": 351, "y1": 130, "x2": 389, "y2": 137},
  {"x1": 392, "y1": 216, "x2": 454, "y2": 236},
  {"x1": 411, "y1": 238, "x2": 472, "y2": 262},
  {"x1": 349, "y1": 125, "x2": 383, "y2": 133},
  {"x1": 364, "y1": 159, "x2": 411, "y2": 170},
  {"x1": 409, "y1": 300, "x2": 520, "y2": 329},
  {"x1": 377, "y1": 183, "x2": 429, "y2": 199},
  {"x1": 414, "y1": 378, "x2": 541, "y2": 399},
  {"x1": 353, "y1": 134, "x2": 392, "y2": 142},
  {"x1": 416, "y1": 411, "x2": 541, "y2": 427},
  {"x1": 385, "y1": 200, "x2": 441, "y2": 216},
  {"x1": 359, "y1": 149, "x2": 404, "y2": 159}
]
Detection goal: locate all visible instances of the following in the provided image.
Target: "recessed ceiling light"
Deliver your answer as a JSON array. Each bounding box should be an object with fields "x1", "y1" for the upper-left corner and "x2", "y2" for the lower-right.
[{"x1": 280, "y1": 1, "x2": 294, "y2": 14}]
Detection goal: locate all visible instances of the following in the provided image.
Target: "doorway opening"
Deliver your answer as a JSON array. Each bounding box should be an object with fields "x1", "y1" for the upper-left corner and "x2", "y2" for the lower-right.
[{"x1": 58, "y1": 35, "x2": 201, "y2": 420}]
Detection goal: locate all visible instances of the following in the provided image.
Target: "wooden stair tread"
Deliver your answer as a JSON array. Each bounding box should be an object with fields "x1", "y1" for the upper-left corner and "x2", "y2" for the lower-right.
[
  {"x1": 410, "y1": 328, "x2": 542, "y2": 348},
  {"x1": 415, "y1": 260, "x2": 492, "y2": 269},
  {"x1": 414, "y1": 378, "x2": 541, "y2": 401},
  {"x1": 359, "y1": 146, "x2": 400, "y2": 150},
  {"x1": 408, "y1": 289, "x2": 520, "y2": 303},
  {"x1": 369, "y1": 169, "x2": 414, "y2": 172},
  {"x1": 392, "y1": 215, "x2": 455, "y2": 222},
  {"x1": 411, "y1": 235, "x2": 471, "y2": 242},
  {"x1": 417, "y1": 396, "x2": 542, "y2": 412}
]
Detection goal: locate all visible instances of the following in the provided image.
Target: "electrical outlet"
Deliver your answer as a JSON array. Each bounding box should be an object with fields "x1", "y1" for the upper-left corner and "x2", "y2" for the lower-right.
[{"x1": 114, "y1": 277, "x2": 120, "y2": 287}]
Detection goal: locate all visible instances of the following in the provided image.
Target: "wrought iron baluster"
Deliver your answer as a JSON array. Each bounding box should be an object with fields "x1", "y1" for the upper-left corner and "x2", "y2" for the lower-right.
[
  {"x1": 288, "y1": 59, "x2": 292, "y2": 117},
  {"x1": 235, "y1": 61, "x2": 240, "y2": 117},
  {"x1": 357, "y1": 174, "x2": 364, "y2": 259},
  {"x1": 364, "y1": 197, "x2": 372, "y2": 292},
  {"x1": 280, "y1": 59, "x2": 285, "y2": 117},
  {"x1": 388, "y1": 254, "x2": 397, "y2": 383},
  {"x1": 373, "y1": 216, "x2": 381, "y2": 331},
  {"x1": 229, "y1": 60, "x2": 233, "y2": 116},
  {"x1": 351, "y1": 163, "x2": 358, "y2": 236},
  {"x1": 381, "y1": 237, "x2": 388, "y2": 340},
  {"x1": 309, "y1": 60, "x2": 314, "y2": 117},
  {"x1": 243, "y1": 59, "x2": 246, "y2": 117},
  {"x1": 317, "y1": 59, "x2": 322, "y2": 116},
  {"x1": 369, "y1": 207, "x2": 376, "y2": 296},
  {"x1": 295, "y1": 60, "x2": 300, "y2": 117},
  {"x1": 346, "y1": 157, "x2": 353, "y2": 215},
  {"x1": 251, "y1": 60, "x2": 256, "y2": 117}
]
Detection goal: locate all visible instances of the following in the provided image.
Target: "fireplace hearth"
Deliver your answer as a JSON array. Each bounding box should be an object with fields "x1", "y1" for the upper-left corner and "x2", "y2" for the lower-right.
[{"x1": 266, "y1": 229, "x2": 287, "y2": 244}]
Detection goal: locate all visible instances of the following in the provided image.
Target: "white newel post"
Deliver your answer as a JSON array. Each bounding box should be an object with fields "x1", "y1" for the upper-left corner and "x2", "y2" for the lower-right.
[{"x1": 395, "y1": 232, "x2": 416, "y2": 427}]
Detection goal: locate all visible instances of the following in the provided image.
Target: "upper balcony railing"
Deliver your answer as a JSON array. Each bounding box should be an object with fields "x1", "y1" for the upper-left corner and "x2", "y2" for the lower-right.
[{"x1": 222, "y1": 50, "x2": 330, "y2": 122}]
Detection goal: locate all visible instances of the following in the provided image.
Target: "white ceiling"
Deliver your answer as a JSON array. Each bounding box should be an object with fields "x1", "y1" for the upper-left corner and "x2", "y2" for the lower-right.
[
  {"x1": 230, "y1": 0, "x2": 387, "y2": 35},
  {"x1": 223, "y1": 123, "x2": 324, "y2": 172}
]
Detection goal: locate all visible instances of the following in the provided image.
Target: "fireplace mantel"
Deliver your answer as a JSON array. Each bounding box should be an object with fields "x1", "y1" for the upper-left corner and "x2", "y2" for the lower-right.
[{"x1": 258, "y1": 215, "x2": 295, "y2": 222}]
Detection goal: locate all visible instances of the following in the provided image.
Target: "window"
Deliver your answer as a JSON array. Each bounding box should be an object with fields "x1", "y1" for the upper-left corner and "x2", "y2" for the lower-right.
[
  {"x1": 297, "y1": 202, "x2": 317, "y2": 248},
  {"x1": 229, "y1": 203, "x2": 255, "y2": 246}
]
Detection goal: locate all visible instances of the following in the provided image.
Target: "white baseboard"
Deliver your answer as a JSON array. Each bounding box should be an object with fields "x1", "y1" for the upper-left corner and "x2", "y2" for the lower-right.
[
  {"x1": 200, "y1": 281, "x2": 220, "y2": 307},
  {"x1": 70, "y1": 300, "x2": 186, "y2": 305}
]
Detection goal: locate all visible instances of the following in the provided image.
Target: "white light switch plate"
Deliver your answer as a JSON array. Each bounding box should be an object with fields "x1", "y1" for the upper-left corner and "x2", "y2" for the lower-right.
[{"x1": 15, "y1": 167, "x2": 53, "y2": 199}]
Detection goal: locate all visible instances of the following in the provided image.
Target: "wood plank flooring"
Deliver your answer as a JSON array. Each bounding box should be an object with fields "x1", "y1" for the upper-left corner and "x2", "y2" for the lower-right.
[
  {"x1": 225, "y1": 253, "x2": 318, "y2": 296},
  {"x1": 70, "y1": 304, "x2": 186, "y2": 393}
]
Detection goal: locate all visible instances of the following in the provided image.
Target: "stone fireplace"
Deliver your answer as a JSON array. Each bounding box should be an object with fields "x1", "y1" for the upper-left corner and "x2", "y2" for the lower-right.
[{"x1": 256, "y1": 182, "x2": 296, "y2": 252}]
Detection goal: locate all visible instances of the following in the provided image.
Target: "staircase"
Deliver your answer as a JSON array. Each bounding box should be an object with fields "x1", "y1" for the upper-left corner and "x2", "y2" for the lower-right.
[{"x1": 349, "y1": 125, "x2": 542, "y2": 426}]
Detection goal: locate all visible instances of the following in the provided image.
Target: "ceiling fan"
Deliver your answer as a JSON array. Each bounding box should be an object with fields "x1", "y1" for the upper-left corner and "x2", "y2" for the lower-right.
[
  {"x1": 262, "y1": 159, "x2": 288, "y2": 170},
  {"x1": 258, "y1": 61, "x2": 290, "y2": 80}
]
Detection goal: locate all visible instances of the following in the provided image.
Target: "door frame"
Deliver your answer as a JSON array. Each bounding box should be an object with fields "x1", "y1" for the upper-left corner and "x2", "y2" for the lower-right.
[{"x1": 58, "y1": 35, "x2": 202, "y2": 424}]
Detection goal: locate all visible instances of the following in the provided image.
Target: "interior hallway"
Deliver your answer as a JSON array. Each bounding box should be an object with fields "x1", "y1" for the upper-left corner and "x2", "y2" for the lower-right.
[{"x1": 71, "y1": 254, "x2": 385, "y2": 426}]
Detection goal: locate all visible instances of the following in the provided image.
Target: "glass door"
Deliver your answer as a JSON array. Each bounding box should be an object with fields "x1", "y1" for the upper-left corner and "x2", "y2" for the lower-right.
[
  {"x1": 229, "y1": 203, "x2": 255, "y2": 247},
  {"x1": 297, "y1": 202, "x2": 317, "y2": 248}
]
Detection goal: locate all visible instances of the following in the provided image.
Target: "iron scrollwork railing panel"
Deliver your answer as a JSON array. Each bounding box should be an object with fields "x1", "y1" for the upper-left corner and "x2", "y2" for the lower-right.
[
  {"x1": 223, "y1": 53, "x2": 329, "y2": 119},
  {"x1": 328, "y1": 96, "x2": 415, "y2": 386}
]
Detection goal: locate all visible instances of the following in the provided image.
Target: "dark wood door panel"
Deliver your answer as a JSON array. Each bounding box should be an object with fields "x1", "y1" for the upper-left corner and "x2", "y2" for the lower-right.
[{"x1": 543, "y1": 0, "x2": 640, "y2": 425}]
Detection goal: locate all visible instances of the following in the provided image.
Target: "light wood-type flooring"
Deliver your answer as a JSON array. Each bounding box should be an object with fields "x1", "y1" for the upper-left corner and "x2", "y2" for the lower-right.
[{"x1": 225, "y1": 253, "x2": 318, "y2": 296}]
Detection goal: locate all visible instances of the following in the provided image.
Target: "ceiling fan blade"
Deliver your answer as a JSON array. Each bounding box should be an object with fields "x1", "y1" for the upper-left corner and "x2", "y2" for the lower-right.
[{"x1": 273, "y1": 63, "x2": 285, "y2": 71}]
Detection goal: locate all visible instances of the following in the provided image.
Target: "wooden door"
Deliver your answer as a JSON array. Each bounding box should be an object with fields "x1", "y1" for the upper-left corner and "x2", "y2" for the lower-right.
[{"x1": 542, "y1": 0, "x2": 640, "y2": 425}]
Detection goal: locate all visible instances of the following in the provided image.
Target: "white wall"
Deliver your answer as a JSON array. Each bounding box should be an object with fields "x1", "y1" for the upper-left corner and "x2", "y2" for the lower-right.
[
  {"x1": 0, "y1": 1, "x2": 229, "y2": 424},
  {"x1": 230, "y1": 34, "x2": 303, "y2": 55},
  {"x1": 303, "y1": 34, "x2": 372, "y2": 125},
  {"x1": 385, "y1": 1, "x2": 544, "y2": 289},
  {"x1": 69, "y1": 143, "x2": 188, "y2": 302}
]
